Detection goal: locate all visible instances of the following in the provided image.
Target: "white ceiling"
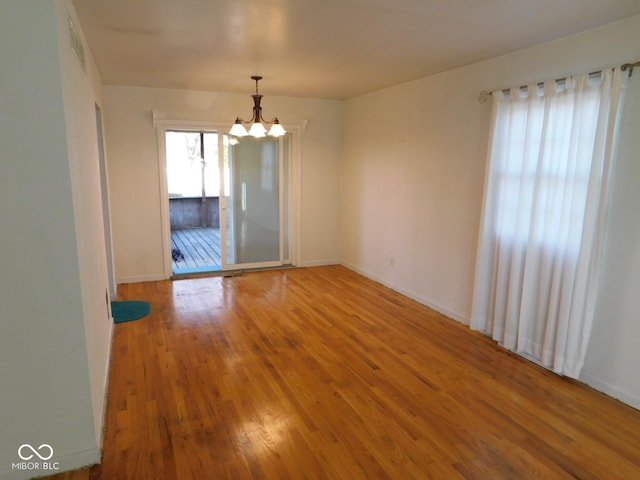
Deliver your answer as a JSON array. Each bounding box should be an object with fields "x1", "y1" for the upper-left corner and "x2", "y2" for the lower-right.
[{"x1": 71, "y1": 0, "x2": 640, "y2": 100}]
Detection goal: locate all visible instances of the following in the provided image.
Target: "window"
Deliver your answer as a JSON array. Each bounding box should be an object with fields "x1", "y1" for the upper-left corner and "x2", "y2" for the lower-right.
[{"x1": 493, "y1": 82, "x2": 600, "y2": 253}]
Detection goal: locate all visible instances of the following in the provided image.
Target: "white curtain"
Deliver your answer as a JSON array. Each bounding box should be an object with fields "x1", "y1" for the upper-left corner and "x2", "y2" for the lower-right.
[{"x1": 471, "y1": 67, "x2": 627, "y2": 378}]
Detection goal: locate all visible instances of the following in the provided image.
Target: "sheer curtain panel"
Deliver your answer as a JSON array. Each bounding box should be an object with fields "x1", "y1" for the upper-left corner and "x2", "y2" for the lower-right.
[{"x1": 471, "y1": 68, "x2": 627, "y2": 378}]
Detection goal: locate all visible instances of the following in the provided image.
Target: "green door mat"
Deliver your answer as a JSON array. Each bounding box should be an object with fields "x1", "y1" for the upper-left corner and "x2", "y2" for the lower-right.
[{"x1": 111, "y1": 300, "x2": 151, "y2": 324}]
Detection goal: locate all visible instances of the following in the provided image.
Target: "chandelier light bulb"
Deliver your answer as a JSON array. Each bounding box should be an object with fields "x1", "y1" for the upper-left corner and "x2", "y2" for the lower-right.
[
  {"x1": 268, "y1": 120, "x2": 286, "y2": 137},
  {"x1": 229, "y1": 119, "x2": 249, "y2": 137},
  {"x1": 248, "y1": 122, "x2": 267, "y2": 138}
]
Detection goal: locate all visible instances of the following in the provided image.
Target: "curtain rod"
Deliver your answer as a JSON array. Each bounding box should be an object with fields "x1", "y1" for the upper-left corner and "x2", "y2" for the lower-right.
[
  {"x1": 478, "y1": 60, "x2": 640, "y2": 103},
  {"x1": 621, "y1": 61, "x2": 640, "y2": 73}
]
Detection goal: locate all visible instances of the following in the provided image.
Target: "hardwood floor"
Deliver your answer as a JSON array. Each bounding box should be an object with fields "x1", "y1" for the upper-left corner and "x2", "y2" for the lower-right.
[{"x1": 41, "y1": 266, "x2": 640, "y2": 479}]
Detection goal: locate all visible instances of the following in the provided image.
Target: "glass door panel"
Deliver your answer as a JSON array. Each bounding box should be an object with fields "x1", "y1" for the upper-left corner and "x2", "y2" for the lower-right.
[{"x1": 221, "y1": 136, "x2": 283, "y2": 269}]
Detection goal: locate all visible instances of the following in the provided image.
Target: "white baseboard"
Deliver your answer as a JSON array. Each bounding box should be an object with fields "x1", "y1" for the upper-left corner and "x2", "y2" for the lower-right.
[
  {"x1": 340, "y1": 262, "x2": 640, "y2": 411},
  {"x1": 339, "y1": 261, "x2": 469, "y2": 325},
  {"x1": 116, "y1": 273, "x2": 167, "y2": 284},
  {"x1": 579, "y1": 372, "x2": 640, "y2": 411},
  {"x1": 299, "y1": 258, "x2": 340, "y2": 267},
  {"x1": 96, "y1": 319, "x2": 114, "y2": 450}
]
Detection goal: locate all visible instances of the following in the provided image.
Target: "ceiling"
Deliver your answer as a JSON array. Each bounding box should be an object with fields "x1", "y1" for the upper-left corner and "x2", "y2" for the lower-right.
[{"x1": 71, "y1": 0, "x2": 640, "y2": 100}]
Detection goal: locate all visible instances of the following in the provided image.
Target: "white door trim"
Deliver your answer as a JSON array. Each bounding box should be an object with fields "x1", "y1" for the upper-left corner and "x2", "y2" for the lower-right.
[{"x1": 153, "y1": 115, "x2": 301, "y2": 278}]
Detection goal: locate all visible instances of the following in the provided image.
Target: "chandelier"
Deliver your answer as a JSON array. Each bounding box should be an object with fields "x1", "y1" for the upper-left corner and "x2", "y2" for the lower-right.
[{"x1": 229, "y1": 76, "x2": 286, "y2": 138}]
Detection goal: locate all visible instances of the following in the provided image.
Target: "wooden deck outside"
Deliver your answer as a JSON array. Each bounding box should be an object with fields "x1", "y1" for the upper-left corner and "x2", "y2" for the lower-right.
[{"x1": 171, "y1": 227, "x2": 221, "y2": 271}]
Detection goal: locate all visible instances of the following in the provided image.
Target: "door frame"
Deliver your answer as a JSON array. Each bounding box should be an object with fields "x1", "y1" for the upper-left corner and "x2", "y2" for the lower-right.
[
  {"x1": 153, "y1": 116, "x2": 301, "y2": 278},
  {"x1": 95, "y1": 103, "x2": 117, "y2": 299}
]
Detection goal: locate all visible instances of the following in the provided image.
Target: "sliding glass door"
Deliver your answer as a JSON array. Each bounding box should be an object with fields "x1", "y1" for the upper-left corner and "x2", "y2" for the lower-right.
[
  {"x1": 220, "y1": 135, "x2": 290, "y2": 270},
  {"x1": 159, "y1": 120, "x2": 296, "y2": 277}
]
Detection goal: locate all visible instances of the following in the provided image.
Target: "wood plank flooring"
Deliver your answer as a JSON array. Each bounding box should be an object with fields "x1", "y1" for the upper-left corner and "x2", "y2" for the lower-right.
[
  {"x1": 41, "y1": 266, "x2": 640, "y2": 479},
  {"x1": 171, "y1": 228, "x2": 221, "y2": 270}
]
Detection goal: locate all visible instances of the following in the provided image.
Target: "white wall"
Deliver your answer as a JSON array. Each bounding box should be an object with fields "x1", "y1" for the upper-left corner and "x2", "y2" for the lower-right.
[
  {"x1": 0, "y1": 1, "x2": 112, "y2": 478},
  {"x1": 103, "y1": 86, "x2": 342, "y2": 282},
  {"x1": 581, "y1": 69, "x2": 640, "y2": 408},
  {"x1": 53, "y1": 0, "x2": 114, "y2": 449},
  {"x1": 342, "y1": 15, "x2": 640, "y2": 407}
]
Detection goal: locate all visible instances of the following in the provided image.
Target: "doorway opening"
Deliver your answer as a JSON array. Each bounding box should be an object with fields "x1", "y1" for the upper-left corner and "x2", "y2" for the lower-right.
[
  {"x1": 166, "y1": 130, "x2": 224, "y2": 274},
  {"x1": 95, "y1": 103, "x2": 116, "y2": 298},
  {"x1": 161, "y1": 125, "x2": 296, "y2": 277}
]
